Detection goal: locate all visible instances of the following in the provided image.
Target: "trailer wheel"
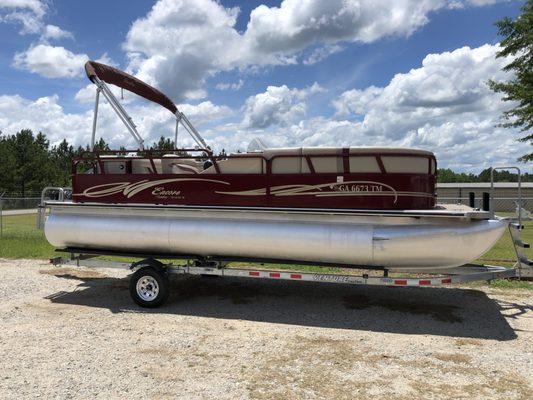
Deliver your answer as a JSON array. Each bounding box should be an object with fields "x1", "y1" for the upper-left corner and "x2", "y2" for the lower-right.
[{"x1": 130, "y1": 267, "x2": 169, "y2": 308}]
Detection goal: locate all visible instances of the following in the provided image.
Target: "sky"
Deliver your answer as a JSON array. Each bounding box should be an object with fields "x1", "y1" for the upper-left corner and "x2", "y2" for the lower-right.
[{"x1": 0, "y1": 0, "x2": 530, "y2": 173}]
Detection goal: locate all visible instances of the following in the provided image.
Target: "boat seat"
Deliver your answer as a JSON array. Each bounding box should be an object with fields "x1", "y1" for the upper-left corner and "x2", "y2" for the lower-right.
[
  {"x1": 202, "y1": 153, "x2": 264, "y2": 174},
  {"x1": 264, "y1": 147, "x2": 302, "y2": 173},
  {"x1": 131, "y1": 159, "x2": 162, "y2": 174},
  {"x1": 162, "y1": 155, "x2": 203, "y2": 174},
  {"x1": 96, "y1": 155, "x2": 127, "y2": 174}
]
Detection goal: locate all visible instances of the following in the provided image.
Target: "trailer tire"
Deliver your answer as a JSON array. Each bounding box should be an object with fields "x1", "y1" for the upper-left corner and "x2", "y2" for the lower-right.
[{"x1": 130, "y1": 267, "x2": 169, "y2": 308}]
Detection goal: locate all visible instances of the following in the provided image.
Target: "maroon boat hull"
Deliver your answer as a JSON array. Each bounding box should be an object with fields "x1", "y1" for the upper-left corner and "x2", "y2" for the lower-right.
[{"x1": 73, "y1": 172, "x2": 435, "y2": 209}]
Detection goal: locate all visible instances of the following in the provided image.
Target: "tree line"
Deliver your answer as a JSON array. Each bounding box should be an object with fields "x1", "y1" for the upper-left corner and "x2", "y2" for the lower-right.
[
  {"x1": 437, "y1": 168, "x2": 532, "y2": 183},
  {"x1": 0, "y1": 129, "x2": 180, "y2": 196},
  {"x1": 0, "y1": 129, "x2": 530, "y2": 197}
]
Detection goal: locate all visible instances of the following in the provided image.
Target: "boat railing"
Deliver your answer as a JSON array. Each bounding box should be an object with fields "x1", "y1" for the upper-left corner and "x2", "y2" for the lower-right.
[
  {"x1": 72, "y1": 149, "x2": 437, "y2": 177},
  {"x1": 74, "y1": 148, "x2": 222, "y2": 175},
  {"x1": 37, "y1": 187, "x2": 71, "y2": 229}
]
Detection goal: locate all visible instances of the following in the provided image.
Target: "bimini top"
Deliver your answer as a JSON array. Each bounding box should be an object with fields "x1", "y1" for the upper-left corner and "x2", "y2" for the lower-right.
[{"x1": 84, "y1": 60, "x2": 177, "y2": 114}]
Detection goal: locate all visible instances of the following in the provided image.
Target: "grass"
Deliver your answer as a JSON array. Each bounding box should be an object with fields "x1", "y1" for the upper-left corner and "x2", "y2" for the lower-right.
[
  {"x1": 1, "y1": 212, "x2": 531, "y2": 290},
  {"x1": 0, "y1": 214, "x2": 56, "y2": 259}
]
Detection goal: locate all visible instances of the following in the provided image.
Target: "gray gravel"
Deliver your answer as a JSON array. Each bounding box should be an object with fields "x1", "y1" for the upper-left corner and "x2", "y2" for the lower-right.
[{"x1": 0, "y1": 259, "x2": 531, "y2": 399}]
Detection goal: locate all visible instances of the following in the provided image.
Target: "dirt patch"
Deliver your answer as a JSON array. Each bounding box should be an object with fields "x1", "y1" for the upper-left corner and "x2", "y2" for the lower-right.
[
  {"x1": 433, "y1": 352, "x2": 472, "y2": 364},
  {"x1": 454, "y1": 338, "x2": 483, "y2": 347}
]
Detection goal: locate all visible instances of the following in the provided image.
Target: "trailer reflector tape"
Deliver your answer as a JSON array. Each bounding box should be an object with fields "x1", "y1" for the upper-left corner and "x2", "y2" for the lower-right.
[
  {"x1": 419, "y1": 280, "x2": 431, "y2": 285},
  {"x1": 290, "y1": 274, "x2": 302, "y2": 279},
  {"x1": 249, "y1": 271, "x2": 260, "y2": 277},
  {"x1": 394, "y1": 279, "x2": 407, "y2": 285},
  {"x1": 441, "y1": 278, "x2": 452, "y2": 284},
  {"x1": 269, "y1": 272, "x2": 280, "y2": 278}
]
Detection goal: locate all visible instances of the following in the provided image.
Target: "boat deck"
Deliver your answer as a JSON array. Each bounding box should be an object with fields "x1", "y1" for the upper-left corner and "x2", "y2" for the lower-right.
[{"x1": 44, "y1": 201, "x2": 492, "y2": 219}]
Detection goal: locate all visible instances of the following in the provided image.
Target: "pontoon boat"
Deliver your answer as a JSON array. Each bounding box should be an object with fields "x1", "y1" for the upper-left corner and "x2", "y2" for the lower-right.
[{"x1": 43, "y1": 61, "x2": 508, "y2": 271}]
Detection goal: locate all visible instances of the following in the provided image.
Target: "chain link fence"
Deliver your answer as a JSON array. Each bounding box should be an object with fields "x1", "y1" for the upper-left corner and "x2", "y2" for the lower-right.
[
  {"x1": 0, "y1": 197, "x2": 41, "y2": 211},
  {"x1": 438, "y1": 197, "x2": 532, "y2": 213}
]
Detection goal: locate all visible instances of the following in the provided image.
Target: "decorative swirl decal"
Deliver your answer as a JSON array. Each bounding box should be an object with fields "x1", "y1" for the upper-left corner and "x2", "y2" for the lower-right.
[
  {"x1": 75, "y1": 178, "x2": 229, "y2": 198},
  {"x1": 216, "y1": 181, "x2": 401, "y2": 203}
]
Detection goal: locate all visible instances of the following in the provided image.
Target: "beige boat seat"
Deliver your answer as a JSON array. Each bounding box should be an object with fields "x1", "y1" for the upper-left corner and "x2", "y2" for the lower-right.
[
  {"x1": 302, "y1": 147, "x2": 343, "y2": 173},
  {"x1": 263, "y1": 147, "x2": 302, "y2": 173},
  {"x1": 96, "y1": 155, "x2": 127, "y2": 174},
  {"x1": 131, "y1": 158, "x2": 162, "y2": 174},
  {"x1": 202, "y1": 153, "x2": 265, "y2": 174},
  {"x1": 162, "y1": 155, "x2": 203, "y2": 174}
]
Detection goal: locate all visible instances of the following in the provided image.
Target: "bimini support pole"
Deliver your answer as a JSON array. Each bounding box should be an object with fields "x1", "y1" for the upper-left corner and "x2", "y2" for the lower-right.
[
  {"x1": 175, "y1": 110, "x2": 208, "y2": 149},
  {"x1": 90, "y1": 88, "x2": 101, "y2": 151},
  {"x1": 92, "y1": 76, "x2": 145, "y2": 150},
  {"x1": 174, "y1": 117, "x2": 180, "y2": 149}
]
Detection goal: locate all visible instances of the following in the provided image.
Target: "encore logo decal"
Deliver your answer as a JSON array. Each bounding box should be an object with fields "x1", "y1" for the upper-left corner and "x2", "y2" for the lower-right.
[{"x1": 75, "y1": 178, "x2": 230, "y2": 199}]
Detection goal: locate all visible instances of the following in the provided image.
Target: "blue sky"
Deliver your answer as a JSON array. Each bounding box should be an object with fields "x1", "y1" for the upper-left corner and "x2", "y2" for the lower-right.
[{"x1": 0, "y1": 0, "x2": 530, "y2": 172}]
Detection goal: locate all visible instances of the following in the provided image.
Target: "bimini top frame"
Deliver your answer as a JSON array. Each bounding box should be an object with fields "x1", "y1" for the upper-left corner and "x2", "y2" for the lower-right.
[{"x1": 85, "y1": 60, "x2": 207, "y2": 151}]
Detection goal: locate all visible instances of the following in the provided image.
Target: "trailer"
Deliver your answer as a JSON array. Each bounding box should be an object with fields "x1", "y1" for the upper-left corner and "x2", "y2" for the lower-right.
[{"x1": 49, "y1": 218, "x2": 531, "y2": 308}]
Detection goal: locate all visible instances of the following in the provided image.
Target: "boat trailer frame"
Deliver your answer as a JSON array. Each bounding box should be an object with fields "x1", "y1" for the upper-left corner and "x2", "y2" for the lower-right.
[{"x1": 51, "y1": 252, "x2": 519, "y2": 287}]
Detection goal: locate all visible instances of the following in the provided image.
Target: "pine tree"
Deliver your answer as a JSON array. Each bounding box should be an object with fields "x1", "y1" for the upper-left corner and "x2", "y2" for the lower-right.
[{"x1": 489, "y1": 0, "x2": 533, "y2": 162}]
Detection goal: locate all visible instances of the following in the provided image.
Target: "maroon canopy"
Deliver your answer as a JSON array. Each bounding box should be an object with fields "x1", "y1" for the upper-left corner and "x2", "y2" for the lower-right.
[{"x1": 85, "y1": 60, "x2": 177, "y2": 114}]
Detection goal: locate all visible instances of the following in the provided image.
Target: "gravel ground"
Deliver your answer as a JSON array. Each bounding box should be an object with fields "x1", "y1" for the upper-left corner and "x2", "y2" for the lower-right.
[{"x1": 0, "y1": 259, "x2": 531, "y2": 400}]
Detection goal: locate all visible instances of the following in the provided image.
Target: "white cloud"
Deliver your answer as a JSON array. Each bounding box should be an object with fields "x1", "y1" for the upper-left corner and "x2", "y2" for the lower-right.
[
  {"x1": 123, "y1": 0, "x2": 243, "y2": 101},
  {"x1": 0, "y1": 93, "x2": 233, "y2": 149},
  {"x1": 200, "y1": 43, "x2": 528, "y2": 171},
  {"x1": 13, "y1": 44, "x2": 89, "y2": 78},
  {"x1": 123, "y1": 0, "x2": 509, "y2": 102},
  {"x1": 42, "y1": 24, "x2": 73, "y2": 40},
  {"x1": 244, "y1": 0, "x2": 435, "y2": 54},
  {"x1": 332, "y1": 86, "x2": 382, "y2": 116},
  {"x1": 0, "y1": 0, "x2": 47, "y2": 34},
  {"x1": 324, "y1": 44, "x2": 526, "y2": 170},
  {"x1": 95, "y1": 52, "x2": 117, "y2": 66},
  {"x1": 332, "y1": 44, "x2": 511, "y2": 136},
  {"x1": 178, "y1": 101, "x2": 232, "y2": 124},
  {"x1": 2, "y1": 2, "x2": 84, "y2": 80},
  {"x1": 242, "y1": 83, "x2": 326, "y2": 129},
  {"x1": 0, "y1": 94, "x2": 91, "y2": 145},
  {"x1": 215, "y1": 79, "x2": 244, "y2": 91},
  {"x1": 303, "y1": 44, "x2": 344, "y2": 65}
]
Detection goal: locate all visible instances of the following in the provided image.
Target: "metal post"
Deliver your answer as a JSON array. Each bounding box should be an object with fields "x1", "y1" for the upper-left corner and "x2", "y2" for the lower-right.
[
  {"x1": 91, "y1": 88, "x2": 101, "y2": 151},
  {"x1": 174, "y1": 118, "x2": 179, "y2": 149},
  {"x1": 468, "y1": 192, "x2": 475, "y2": 208},
  {"x1": 490, "y1": 167, "x2": 495, "y2": 218},
  {"x1": 490, "y1": 166, "x2": 522, "y2": 227},
  {"x1": 0, "y1": 191, "x2": 4, "y2": 238}
]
